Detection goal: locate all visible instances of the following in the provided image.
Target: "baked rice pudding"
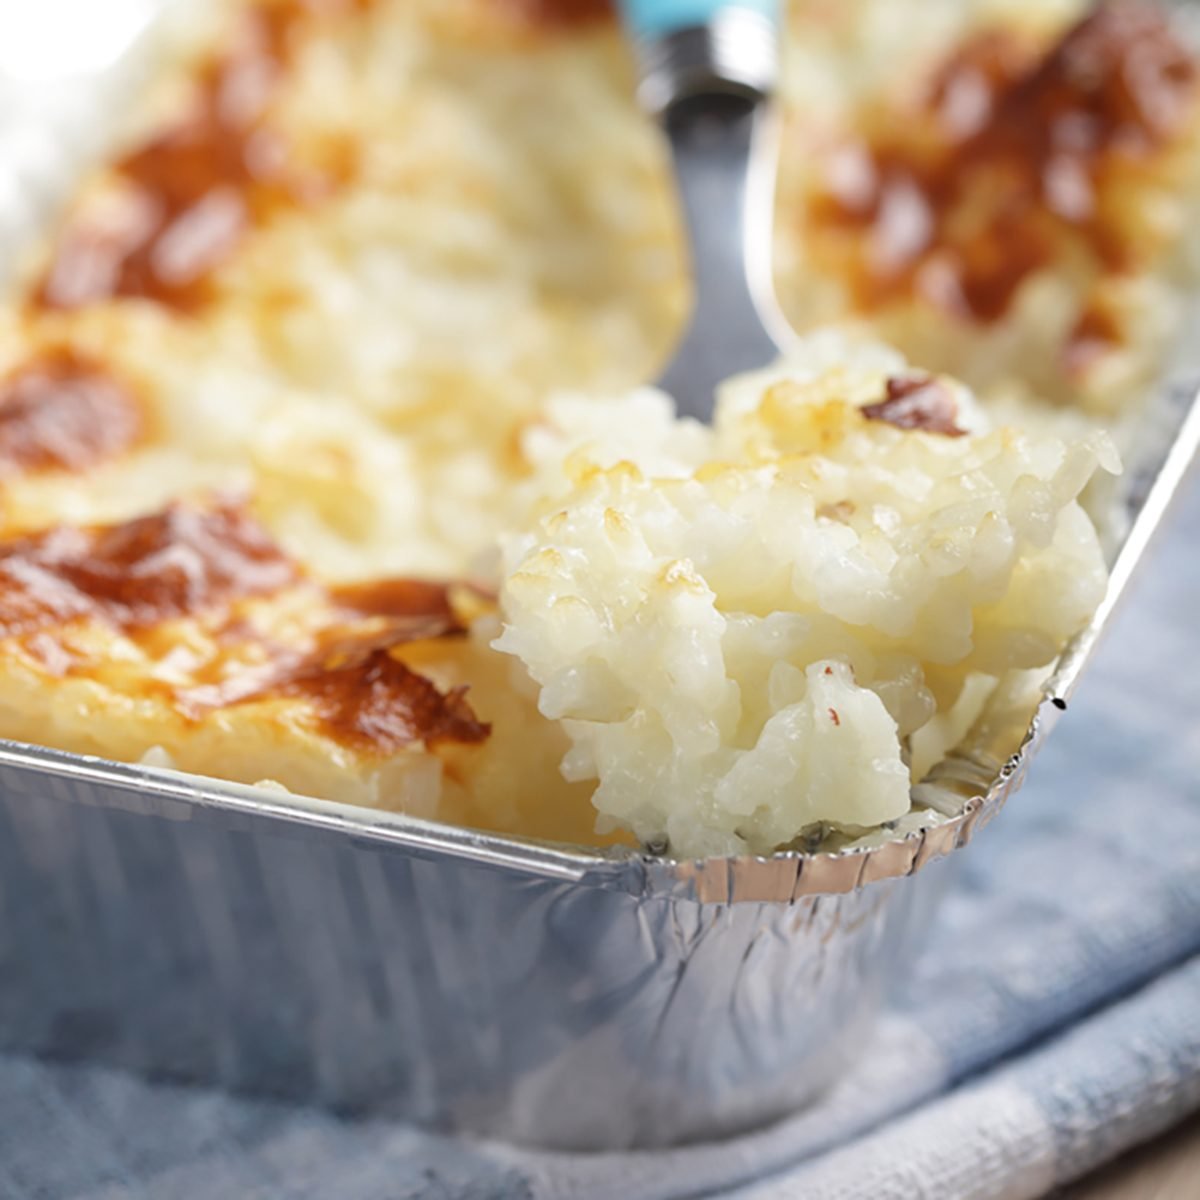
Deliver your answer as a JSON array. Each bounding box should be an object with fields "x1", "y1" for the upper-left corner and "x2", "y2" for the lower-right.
[{"x1": 0, "y1": 0, "x2": 1192, "y2": 856}]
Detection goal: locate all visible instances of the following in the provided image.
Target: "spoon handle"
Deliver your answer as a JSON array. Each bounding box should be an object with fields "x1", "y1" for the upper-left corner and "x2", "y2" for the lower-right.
[
  {"x1": 615, "y1": 0, "x2": 779, "y2": 111},
  {"x1": 617, "y1": 0, "x2": 778, "y2": 40}
]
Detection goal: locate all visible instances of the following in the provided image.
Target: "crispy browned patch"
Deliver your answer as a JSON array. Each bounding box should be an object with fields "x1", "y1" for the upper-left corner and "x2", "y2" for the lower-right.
[
  {"x1": 176, "y1": 602, "x2": 488, "y2": 754},
  {"x1": 810, "y1": 3, "x2": 1197, "y2": 323},
  {"x1": 331, "y1": 577, "x2": 458, "y2": 622},
  {"x1": 1062, "y1": 300, "x2": 1123, "y2": 377},
  {"x1": 0, "y1": 497, "x2": 489, "y2": 753},
  {"x1": 862, "y1": 375, "x2": 966, "y2": 436},
  {"x1": 177, "y1": 616, "x2": 488, "y2": 751},
  {"x1": 35, "y1": 0, "x2": 362, "y2": 314},
  {"x1": 0, "y1": 350, "x2": 144, "y2": 475},
  {"x1": 274, "y1": 638, "x2": 489, "y2": 752},
  {"x1": 497, "y1": 0, "x2": 613, "y2": 28},
  {"x1": 0, "y1": 502, "x2": 298, "y2": 637}
]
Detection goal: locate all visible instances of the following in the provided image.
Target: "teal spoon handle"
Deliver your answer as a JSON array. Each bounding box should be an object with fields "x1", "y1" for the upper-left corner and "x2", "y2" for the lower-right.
[
  {"x1": 614, "y1": 0, "x2": 780, "y2": 112},
  {"x1": 617, "y1": 0, "x2": 778, "y2": 41}
]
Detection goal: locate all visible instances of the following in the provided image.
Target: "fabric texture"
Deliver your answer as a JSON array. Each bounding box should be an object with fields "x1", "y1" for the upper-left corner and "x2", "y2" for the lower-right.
[{"x1": 0, "y1": 478, "x2": 1195, "y2": 1200}]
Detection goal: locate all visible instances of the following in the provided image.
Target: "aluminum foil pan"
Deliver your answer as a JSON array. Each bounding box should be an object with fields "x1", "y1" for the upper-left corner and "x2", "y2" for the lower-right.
[
  {"x1": 0, "y1": 3, "x2": 1197, "y2": 1152},
  {"x1": 0, "y1": 754, "x2": 953, "y2": 1148},
  {"x1": 0, "y1": 379, "x2": 1191, "y2": 1151}
]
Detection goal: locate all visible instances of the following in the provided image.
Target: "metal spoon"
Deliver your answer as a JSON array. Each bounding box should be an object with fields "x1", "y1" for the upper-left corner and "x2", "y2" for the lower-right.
[{"x1": 617, "y1": 0, "x2": 793, "y2": 421}]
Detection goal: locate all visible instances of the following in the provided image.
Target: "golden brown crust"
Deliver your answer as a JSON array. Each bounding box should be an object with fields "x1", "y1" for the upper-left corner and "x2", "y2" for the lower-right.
[
  {"x1": 0, "y1": 502, "x2": 297, "y2": 637},
  {"x1": 493, "y1": 0, "x2": 613, "y2": 28},
  {"x1": 34, "y1": 1, "x2": 361, "y2": 314},
  {"x1": 0, "y1": 498, "x2": 487, "y2": 756},
  {"x1": 807, "y1": 3, "x2": 1198, "y2": 325},
  {"x1": 0, "y1": 351, "x2": 145, "y2": 475},
  {"x1": 271, "y1": 646, "x2": 489, "y2": 752},
  {"x1": 862, "y1": 376, "x2": 966, "y2": 436}
]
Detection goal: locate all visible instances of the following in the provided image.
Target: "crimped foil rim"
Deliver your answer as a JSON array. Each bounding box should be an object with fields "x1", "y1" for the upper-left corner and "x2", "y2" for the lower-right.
[
  {"x1": 0, "y1": 728, "x2": 1014, "y2": 902},
  {"x1": 630, "y1": 712, "x2": 1037, "y2": 903}
]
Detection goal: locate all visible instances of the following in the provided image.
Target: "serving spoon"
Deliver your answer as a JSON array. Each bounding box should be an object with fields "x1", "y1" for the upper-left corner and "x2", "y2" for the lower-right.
[{"x1": 616, "y1": 0, "x2": 793, "y2": 421}]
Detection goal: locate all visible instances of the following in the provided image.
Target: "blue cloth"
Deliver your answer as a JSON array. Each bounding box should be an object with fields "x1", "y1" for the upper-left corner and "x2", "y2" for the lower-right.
[{"x1": 1, "y1": 470, "x2": 1197, "y2": 1199}]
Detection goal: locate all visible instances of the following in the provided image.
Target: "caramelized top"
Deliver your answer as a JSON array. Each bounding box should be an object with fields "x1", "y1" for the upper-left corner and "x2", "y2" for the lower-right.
[
  {"x1": 0, "y1": 503, "x2": 298, "y2": 638},
  {"x1": 500, "y1": 0, "x2": 613, "y2": 27},
  {"x1": 199, "y1": 570, "x2": 488, "y2": 750},
  {"x1": 275, "y1": 641, "x2": 489, "y2": 752},
  {"x1": 1062, "y1": 300, "x2": 1123, "y2": 376},
  {"x1": 862, "y1": 376, "x2": 966, "y2": 436},
  {"x1": 812, "y1": 2, "x2": 1198, "y2": 323},
  {"x1": 36, "y1": 1, "x2": 353, "y2": 313},
  {"x1": 175, "y1": 600, "x2": 482, "y2": 749},
  {"x1": 0, "y1": 498, "x2": 487, "y2": 753},
  {"x1": 0, "y1": 351, "x2": 144, "y2": 475},
  {"x1": 331, "y1": 577, "x2": 458, "y2": 621},
  {"x1": 32, "y1": 0, "x2": 607, "y2": 313},
  {"x1": 327, "y1": 579, "x2": 463, "y2": 643}
]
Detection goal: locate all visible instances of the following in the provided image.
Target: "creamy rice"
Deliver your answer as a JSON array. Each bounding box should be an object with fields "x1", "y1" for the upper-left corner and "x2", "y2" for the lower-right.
[
  {"x1": 0, "y1": 0, "x2": 1188, "y2": 855},
  {"x1": 496, "y1": 334, "x2": 1116, "y2": 856}
]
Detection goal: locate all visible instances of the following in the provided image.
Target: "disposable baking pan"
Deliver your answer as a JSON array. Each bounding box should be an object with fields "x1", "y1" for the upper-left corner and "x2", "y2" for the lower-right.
[
  {"x1": 0, "y1": 3, "x2": 1197, "y2": 1152},
  {"x1": 0, "y1": 374, "x2": 1192, "y2": 1150}
]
